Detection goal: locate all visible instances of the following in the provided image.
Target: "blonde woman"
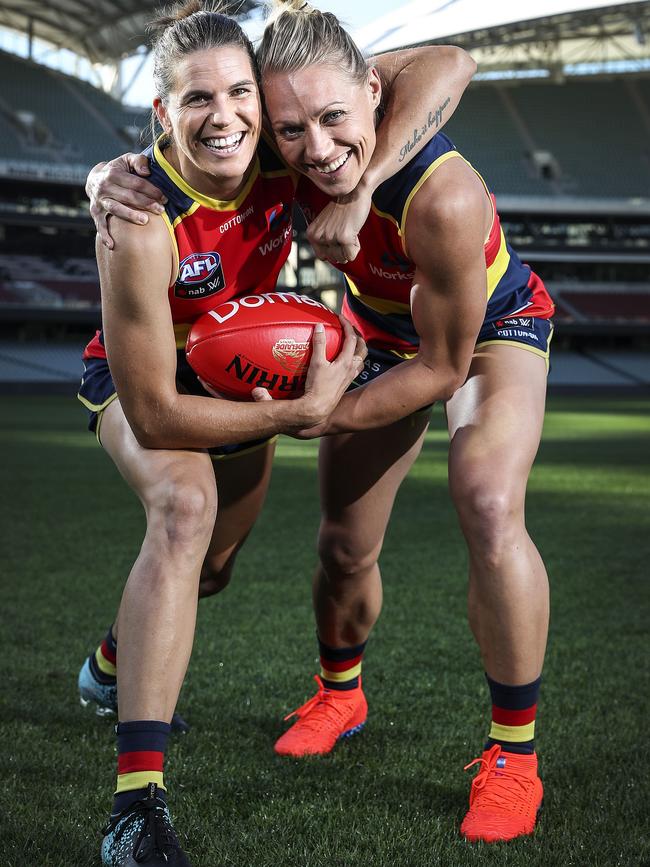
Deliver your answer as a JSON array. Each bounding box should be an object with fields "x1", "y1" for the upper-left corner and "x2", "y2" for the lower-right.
[{"x1": 256, "y1": 2, "x2": 551, "y2": 845}]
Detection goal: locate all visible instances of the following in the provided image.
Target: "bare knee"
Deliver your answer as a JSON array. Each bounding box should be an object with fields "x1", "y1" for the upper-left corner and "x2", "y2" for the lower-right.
[
  {"x1": 146, "y1": 474, "x2": 217, "y2": 555},
  {"x1": 450, "y1": 473, "x2": 523, "y2": 570},
  {"x1": 318, "y1": 522, "x2": 379, "y2": 581}
]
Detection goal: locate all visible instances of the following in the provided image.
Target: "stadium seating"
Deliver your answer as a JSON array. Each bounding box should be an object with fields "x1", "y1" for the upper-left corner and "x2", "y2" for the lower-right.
[
  {"x1": 508, "y1": 79, "x2": 650, "y2": 198},
  {"x1": 559, "y1": 289, "x2": 650, "y2": 322},
  {"x1": 445, "y1": 86, "x2": 551, "y2": 196},
  {"x1": 0, "y1": 340, "x2": 85, "y2": 382},
  {"x1": 0, "y1": 254, "x2": 100, "y2": 308},
  {"x1": 447, "y1": 77, "x2": 650, "y2": 199},
  {"x1": 0, "y1": 49, "x2": 145, "y2": 167}
]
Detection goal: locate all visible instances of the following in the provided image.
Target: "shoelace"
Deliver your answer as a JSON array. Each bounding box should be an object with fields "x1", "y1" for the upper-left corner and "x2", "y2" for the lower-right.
[
  {"x1": 283, "y1": 675, "x2": 351, "y2": 734},
  {"x1": 464, "y1": 744, "x2": 535, "y2": 813},
  {"x1": 103, "y1": 785, "x2": 179, "y2": 861}
]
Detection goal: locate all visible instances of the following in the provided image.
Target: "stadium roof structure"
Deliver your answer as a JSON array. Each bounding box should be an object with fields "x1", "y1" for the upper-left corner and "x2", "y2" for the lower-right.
[
  {"x1": 357, "y1": 0, "x2": 650, "y2": 74},
  {"x1": 0, "y1": 0, "x2": 259, "y2": 65}
]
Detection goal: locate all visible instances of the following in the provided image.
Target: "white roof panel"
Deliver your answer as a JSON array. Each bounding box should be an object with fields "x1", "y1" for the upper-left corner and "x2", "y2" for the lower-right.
[{"x1": 357, "y1": 0, "x2": 648, "y2": 54}]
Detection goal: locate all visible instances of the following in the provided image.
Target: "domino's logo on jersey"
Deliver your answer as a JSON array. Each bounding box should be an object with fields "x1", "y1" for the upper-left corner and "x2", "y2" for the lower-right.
[{"x1": 175, "y1": 252, "x2": 226, "y2": 299}]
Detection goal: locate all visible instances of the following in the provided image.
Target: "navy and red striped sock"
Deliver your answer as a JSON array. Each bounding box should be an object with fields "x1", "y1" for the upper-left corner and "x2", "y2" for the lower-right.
[
  {"x1": 112, "y1": 720, "x2": 171, "y2": 816},
  {"x1": 318, "y1": 637, "x2": 367, "y2": 691},
  {"x1": 89, "y1": 626, "x2": 117, "y2": 685},
  {"x1": 485, "y1": 673, "x2": 541, "y2": 755}
]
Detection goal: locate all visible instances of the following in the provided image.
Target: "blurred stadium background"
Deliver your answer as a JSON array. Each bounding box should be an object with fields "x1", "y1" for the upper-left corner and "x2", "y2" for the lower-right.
[
  {"x1": 0, "y1": 0, "x2": 649, "y2": 392},
  {"x1": 2, "y1": 6, "x2": 649, "y2": 865}
]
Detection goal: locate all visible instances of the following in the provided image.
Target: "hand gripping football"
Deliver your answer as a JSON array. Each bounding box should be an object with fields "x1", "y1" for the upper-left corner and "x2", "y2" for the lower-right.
[{"x1": 186, "y1": 292, "x2": 344, "y2": 400}]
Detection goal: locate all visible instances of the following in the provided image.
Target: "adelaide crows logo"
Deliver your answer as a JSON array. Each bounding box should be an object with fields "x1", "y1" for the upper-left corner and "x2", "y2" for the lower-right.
[{"x1": 271, "y1": 337, "x2": 310, "y2": 373}]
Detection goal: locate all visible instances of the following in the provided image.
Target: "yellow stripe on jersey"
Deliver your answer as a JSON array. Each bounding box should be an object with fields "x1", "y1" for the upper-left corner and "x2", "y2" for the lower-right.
[
  {"x1": 488, "y1": 721, "x2": 536, "y2": 743},
  {"x1": 486, "y1": 228, "x2": 511, "y2": 300},
  {"x1": 174, "y1": 322, "x2": 191, "y2": 350},
  {"x1": 320, "y1": 662, "x2": 362, "y2": 683},
  {"x1": 115, "y1": 771, "x2": 166, "y2": 794},
  {"x1": 161, "y1": 211, "x2": 181, "y2": 286},
  {"x1": 170, "y1": 202, "x2": 200, "y2": 230},
  {"x1": 346, "y1": 276, "x2": 411, "y2": 315},
  {"x1": 154, "y1": 137, "x2": 261, "y2": 211},
  {"x1": 370, "y1": 202, "x2": 402, "y2": 236},
  {"x1": 400, "y1": 150, "x2": 463, "y2": 252},
  {"x1": 390, "y1": 349, "x2": 418, "y2": 360}
]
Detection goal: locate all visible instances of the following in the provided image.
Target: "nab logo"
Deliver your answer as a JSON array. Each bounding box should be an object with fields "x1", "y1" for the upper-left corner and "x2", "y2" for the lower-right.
[
  {"x1": 497, "y1": 317, "x2": 532, "y2": 328},
  {"x1": 175, "y1": 252, "x2": 226, "y2": 300}
]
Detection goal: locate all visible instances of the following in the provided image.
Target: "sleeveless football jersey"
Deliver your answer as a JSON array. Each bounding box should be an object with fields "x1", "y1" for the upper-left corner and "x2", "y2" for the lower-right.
[
  {"x1": 296, "y1": 132, "x2": 554, "y2": 355},
  {"x1": 84, "y1": 132, "x2": 297, "y2": 359}
]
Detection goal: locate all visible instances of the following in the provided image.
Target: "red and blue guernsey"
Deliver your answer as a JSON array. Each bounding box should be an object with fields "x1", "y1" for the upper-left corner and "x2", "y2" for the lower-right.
[
  {"x1": 84, "y1": 132, "x2": 297, "y2": 359},
  {"x1": 296, "y1": 132, "x2": 554, "y2": 360}
]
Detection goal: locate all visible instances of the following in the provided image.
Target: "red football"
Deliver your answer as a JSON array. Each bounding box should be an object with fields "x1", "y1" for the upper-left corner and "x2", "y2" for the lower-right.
[{"x1": 186, "y1": 291, "x2": 344, "y2": 400}]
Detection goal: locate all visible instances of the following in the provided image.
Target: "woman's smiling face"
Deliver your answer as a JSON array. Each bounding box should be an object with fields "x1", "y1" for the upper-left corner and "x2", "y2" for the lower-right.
[
  {"x1": 155, "y1": 46, "x2": 261, "y2": 199},
  {"x1": 263, "y1": 63, "x2": 382, "y2": 196}
]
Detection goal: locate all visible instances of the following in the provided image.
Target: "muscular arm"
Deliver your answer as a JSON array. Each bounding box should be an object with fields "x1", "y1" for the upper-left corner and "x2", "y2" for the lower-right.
[
  {"x1": 307, "y1": 45, "x2": 476, "y2": 261},
  {"x1": 366, "y1": 46, "x2": 476, "y2": 190},
  {"x1": 99, "y1": 218, "x2": 362, "y2": 449},
  {"x1": 320, "y1": 160, "x2": 491, "y2": 434}
]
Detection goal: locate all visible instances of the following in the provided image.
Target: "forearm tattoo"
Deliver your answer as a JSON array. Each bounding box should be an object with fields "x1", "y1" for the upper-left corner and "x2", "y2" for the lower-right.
[{"x1": 398, "y1": 97, "x2": 451, "y2": 163}]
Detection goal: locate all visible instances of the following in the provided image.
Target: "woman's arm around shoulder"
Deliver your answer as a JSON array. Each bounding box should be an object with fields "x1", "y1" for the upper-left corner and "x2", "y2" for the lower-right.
[{"x1": 314, "y1": 159, "x2": 491, "y2": 435}]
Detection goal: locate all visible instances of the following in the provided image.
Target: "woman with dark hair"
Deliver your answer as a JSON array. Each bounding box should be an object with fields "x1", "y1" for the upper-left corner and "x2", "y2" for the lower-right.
[
  {"x1": 82, "y1": 4, "x2": 368, "y2": 865},
  {"x1": 79, "y1": 3, "x2": 475, "y2": 864}
]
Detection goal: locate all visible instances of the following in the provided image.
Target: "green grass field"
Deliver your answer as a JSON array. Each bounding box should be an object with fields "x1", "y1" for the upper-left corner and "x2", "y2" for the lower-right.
[{"x1": 1, "y1": 394, "x2": 648, "y2": 867}]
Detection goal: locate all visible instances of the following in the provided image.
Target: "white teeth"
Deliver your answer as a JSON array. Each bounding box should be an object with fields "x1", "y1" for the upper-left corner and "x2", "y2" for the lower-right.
[
  {"x1": 317, "y1": 152, "x2": 350, "y2": 174},
  {"x1": 204, "y1": 132, "x2": 244, "y2": 151}
]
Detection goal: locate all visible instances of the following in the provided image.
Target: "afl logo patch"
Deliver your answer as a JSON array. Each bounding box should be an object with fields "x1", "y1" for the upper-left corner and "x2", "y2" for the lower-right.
[{"x1": 175, "y1": 252, "x2": 226, "y2": 299}]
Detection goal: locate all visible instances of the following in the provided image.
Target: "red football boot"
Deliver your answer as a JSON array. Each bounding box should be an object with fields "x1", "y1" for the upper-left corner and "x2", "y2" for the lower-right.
[
  {"x1": 460, "y1": 744, "x2": 543, "y2": 843},
  {"x1": 274, "y1": 675, "x2": 367, "y2": 757}
]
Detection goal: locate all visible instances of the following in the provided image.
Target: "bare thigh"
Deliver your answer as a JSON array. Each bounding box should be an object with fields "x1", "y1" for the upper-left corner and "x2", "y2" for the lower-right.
[
  {"x1": 446, "y1": 344, "x2": 547, "y2": 500},
  {"x1": 99, "y1": 397, "x2": 216, "y2": 519},
  {"x1": 200, "y1": 440, "x2": 277, "y2": 595},
  {"x1": 318, "y1": 411, "x2": 431, "y2": 568}
]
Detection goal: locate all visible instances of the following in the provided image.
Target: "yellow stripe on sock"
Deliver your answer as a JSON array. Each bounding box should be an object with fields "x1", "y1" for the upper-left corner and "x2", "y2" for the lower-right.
[
  {"x1": 115, "y1": 771, "x2": 166, "y2": 794},
  {"x1": 489, "y1": 721, "x2": 536, "y2": 743},
  {"x1": 320, "y1": 662, "x2": 362, "y2": 683},
  {"x1": 95, "y1": 646, "x2": 117, "y2": 677}
]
